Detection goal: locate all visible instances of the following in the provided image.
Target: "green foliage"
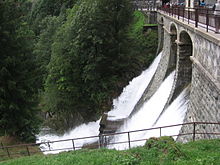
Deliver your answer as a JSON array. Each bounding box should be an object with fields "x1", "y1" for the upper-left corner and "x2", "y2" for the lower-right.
[
  {"x1": 30, "y1": 0, "x2": 158, "y2": 132},
  {"x1": 127, "y1": 11, "x2": 158, "y2": 68},
  {"x1": 1, "y1": 139, "x2": 220, "y2": 165},
  {"x1": 0, "y1": 0, "x2": 41, "y2": 142},
  {"x1": 1, "y1": 0, "x2": 158, "y2": 141},
  {"x1": 29, "y1": 0, "x2": 76, "y2": 34},
  {"x1": 33, "y1": 15, "x2": 63, "y2": 90},
  {"x1": 41, "y1": 0, "x2": 140, "y2": 131}
]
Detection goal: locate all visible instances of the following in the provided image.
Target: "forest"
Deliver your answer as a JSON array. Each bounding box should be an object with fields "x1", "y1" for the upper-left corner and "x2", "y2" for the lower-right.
[{"x1": 0, "y1": 0, "x2": 158, "y2": 142}]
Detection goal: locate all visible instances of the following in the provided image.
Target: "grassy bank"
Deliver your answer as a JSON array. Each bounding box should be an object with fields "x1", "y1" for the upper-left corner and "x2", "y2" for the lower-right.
[
  {"x1": 1, "y1": 137, "x2": 220, "y2": 165},
  {"x1": 0, "y1": 136, "x2": 41, "y2": 162}
]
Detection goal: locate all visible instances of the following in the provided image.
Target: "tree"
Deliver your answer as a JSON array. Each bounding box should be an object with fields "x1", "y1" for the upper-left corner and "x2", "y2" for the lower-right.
[
  {"x1": 41, "y1": 0, "x2": 157, "y2": 132},
  {"x1": 0, "y1": 0, "x2": 41, "y2": 142},
  {"x1": 30, "y1": 0, "x2": 77, "y2": 34},
  {"x1": 43, "y1": 0, "x2": 135, "y2": 131},
  {"x1": 33, "y1": 16, "x2": 62, "y2": 90}
]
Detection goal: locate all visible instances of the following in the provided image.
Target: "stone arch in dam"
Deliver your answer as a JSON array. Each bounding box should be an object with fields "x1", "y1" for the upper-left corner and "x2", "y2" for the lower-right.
[
  {"x1": 99, "y1": 11, "x2": 220, "y2": 143},
  {"x1": 157, "y1": 11, "x2": 220, "y2": 142},
  {"x1": 165, "y1": 23, "x2": 178, "y2": 76},
  {"x1": 174, "y1": 30, "x2": 193, "y2": 96}
]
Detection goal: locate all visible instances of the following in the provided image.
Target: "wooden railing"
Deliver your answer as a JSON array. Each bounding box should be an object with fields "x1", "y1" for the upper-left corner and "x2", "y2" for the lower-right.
[{"x1": 1, "y1": 122, "x2": 220, "y2": 160}]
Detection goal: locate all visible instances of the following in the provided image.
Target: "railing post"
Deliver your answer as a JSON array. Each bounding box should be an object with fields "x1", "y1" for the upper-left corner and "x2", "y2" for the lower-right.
[
  {"x1": 192, "y1": 122, "x2": 196, "y2": 141},
  {"x1": 26, "y1": 146, "x2": 30, "y2": 156},
  {"x1": 169, "y1": 6, "x2": 171, "y2": 16},
  {"x1": 0, "y1": 142, "x2": 4, "y2": 149},
  {"x1": 47, "y1": 142, "x2": 51, "y2": 151},
  {"x1": 6, "y1": 147, "x2": 10, "y2": 158},
  {"x1": 104, "y1": 135, "x2": 107, "y2": 148},
  {"x1": 183, "y1": 8, "x2": 185, "y2": 22},
  {"x1": 99, "y1": 134, "x2": 104, "y2": 148},
  {"x1": 98, "y1": 135, "x2": 101, "y2": 148},
  {"x1": 206, "y1": 9, "x2": 209, "y2": 32},
  {"x1": 195, "y1": 8, "x2": 198, "y2": 28},
  {"x1": 188, "y1": 9, "x2": 190, "y2": 24},
  {"x1": 178, "y1": 7, "x2": 180, "y2": 20},
  {"x1": 72, "y1": 139, "x2": 75, "y2": 151},
  {"x1": 172, "y1": 6, "x2": 173, "y2": 16},
  {"x1": 127, "y1": 132, "x2": 131, "y2": 149},
  {"x1": 160, "y1": 127, "x2": 162, "y2": 137}
]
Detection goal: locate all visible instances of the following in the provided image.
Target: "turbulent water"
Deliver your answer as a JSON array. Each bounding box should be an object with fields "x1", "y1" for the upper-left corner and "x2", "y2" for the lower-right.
[
  {"x1": 107, "y1": 52, "x2": 162, "y2": 120},
  {"x1": 108, "y1": 81, "x2": 189, "y2": 150},
  {"x1": 37, "y1": 52, "x2": 189, "y2": 153},
  {"x1": 37, "y1": 53, "x2": 163, "y2": 154},
  {"x1": 36, "y1": 120, "x2": 100, "y2": 154}
]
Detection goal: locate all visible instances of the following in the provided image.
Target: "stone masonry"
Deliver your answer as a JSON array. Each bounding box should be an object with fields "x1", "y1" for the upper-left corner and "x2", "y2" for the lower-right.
[{"x1": 157, "y1": 11, "x2": 220, "y2": 142}]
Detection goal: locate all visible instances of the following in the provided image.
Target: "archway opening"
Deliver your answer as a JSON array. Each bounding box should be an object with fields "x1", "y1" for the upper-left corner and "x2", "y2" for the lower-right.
[
  {"x1": 178, "y1": 31, "x2": 193, "y2": 86},
  {"x1": 169, "y1": 31, "x2": 193, "y2": 103}
]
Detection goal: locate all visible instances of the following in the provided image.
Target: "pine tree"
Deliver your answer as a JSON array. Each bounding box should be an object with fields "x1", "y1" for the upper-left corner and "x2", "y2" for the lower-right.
[{"x1": 0, "y1": 0, "x2": 41, "y2": 142}]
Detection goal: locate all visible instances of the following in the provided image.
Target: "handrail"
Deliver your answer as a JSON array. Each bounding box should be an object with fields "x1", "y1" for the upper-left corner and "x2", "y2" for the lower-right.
[
  {"x1": 156, "y1": 6, "x2": 220, "y2": 33},
  {"x1": 1, "y1": 122, "x2": 220, "y2": 160},
  {"x1": 134, "y1": 3, "x2": 220, "y2": 33}
]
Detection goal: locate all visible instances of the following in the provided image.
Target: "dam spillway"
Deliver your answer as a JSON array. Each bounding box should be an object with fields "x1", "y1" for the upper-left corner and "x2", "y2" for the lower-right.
[
  {"x1": 37, "y1": 50, "x2": 191, "y2": 153},
  {"x1": 36, "y1": 8, "x2": 220, "y2": 152}
]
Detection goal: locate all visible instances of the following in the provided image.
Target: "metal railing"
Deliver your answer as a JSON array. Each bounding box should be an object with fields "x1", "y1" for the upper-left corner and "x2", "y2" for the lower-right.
[
  {"x1": 1, "y1": 122, "x2": 220, "y2": 160},
  {"x1": 133, "y1": 1, "x2": 220, "y2": 33},
  {"x1": 157, "y1": 6, "x2": 220, "y2": 33}
]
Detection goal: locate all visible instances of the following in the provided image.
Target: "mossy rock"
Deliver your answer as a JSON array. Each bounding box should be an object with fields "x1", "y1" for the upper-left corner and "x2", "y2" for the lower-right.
[
  {"x1": 145, "y1": 136, "x2": 174, "y2": 149},
  {"x1": 145, "y1": 136, "x2": 185, "y2": 160}
]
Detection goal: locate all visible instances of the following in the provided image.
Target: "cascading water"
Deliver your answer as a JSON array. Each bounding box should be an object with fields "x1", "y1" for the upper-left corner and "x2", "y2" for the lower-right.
[
  {"x1": 108, "y1": 80, "x2": 190, "y2": 150},
  {"x1": 37, "y1": 52, "x2": 162, "y2": 154},
  {"x1": 108, "y1": 52, "x2": 162, "y2": 120},
  {"x1": 37, "y1": 120, "x2": 100, "y2": 154},
  {"x1": 108, "y1": 71, "x2": 175, "y2": 149},
  {"x1": 37, "y1": 51, "x2": 189, "y2": 153},
  {"x1": 152, "y1": 85, "x2": 190, "y2": 135}
]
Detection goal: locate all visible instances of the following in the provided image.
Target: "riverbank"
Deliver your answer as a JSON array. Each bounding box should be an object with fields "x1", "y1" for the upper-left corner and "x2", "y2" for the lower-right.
[{"x1": 1, "y1": 137, "x2": 220, "y2": 165}]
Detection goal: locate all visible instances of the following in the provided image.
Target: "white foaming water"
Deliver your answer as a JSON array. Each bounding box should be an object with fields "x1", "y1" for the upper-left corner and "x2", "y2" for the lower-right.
[
  {"x1": 37, "y1": 119, "x2": 100, "y2": 154},
  {"x1": 38, "y1": 52, "x2": 189, "y2": 153},
  {"x1": 109, "y1": 71, "x2": 176, "y2": 150},
  {"x1": 36, "y1": 53, "x2": 162, "y2": 154},
  {"x1": 152, "y1": 86, "x2": 189, "y2": 137},
  {"x1": 108, "y1": 52, "x2": 162, "y2": 120}
]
